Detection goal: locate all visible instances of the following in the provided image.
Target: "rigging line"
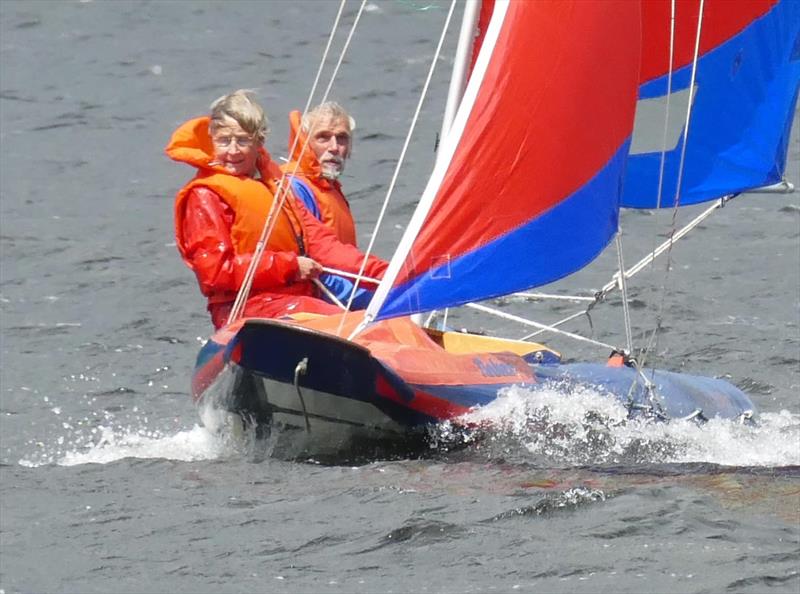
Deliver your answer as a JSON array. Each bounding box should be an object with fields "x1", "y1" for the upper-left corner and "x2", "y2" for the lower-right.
[
  {"x1": 510, "y1": 292, "x2": 595, "y2": 303},
  {"x1": 313, "y1": 278, "x2": 347, "y2": 310},
  {"x1": 644, "y1": 0, "x2": 707, "y2": 368},
  {"x1": 321, "y1": 0, "x2": 369, "y2": 105},
  {"x1": 280, "y1": 0, "x2": 367, "y2": 196},
  {"x1": 340, "y1": 0, "x2": 459, "y2": 339},
  {"x1": 273, "y1": 0, "x2": 370, "y2": 308},
  {"x1": 321, "y1": 266, "x2": 379, "y2": 284},
  {"x1": 227, "y1": 0, "x2": 349, "y2": 324},
  {"x1": 230, "y1": 1, "x2": 369, "y2": 324},
  {"x1": 614, "y1": 233, "x2": 634, "y2": 354},
  {"x1": 520, "y1": 197, "x2": 730, "y2": 343},
  {"x1": 598, "y1": 196, "x2": 729, "y2": 297},
  {"x1": 465, "y1": 303, "x2": 620, "y2": 353},
  {"x1": 278, "y1": 0, "x2": 367, "y2": 206},
  {"x1": 671, "y1": 0, "x2": 705, "y2": 214},
  {"x1": 635, "y1": 0, "x2": 677, "y2": 354},
  {"x1": 655, "y1": 0, "x2": 677, "y2": 211},
  {"x1": 518, "y1": 309, "x2": 587, "y2": 341},
  {"x1": 628, "y1": 0, "x2": 675, "y2": 382},
  {"x1": 446, "y1": 290, "x2": 596, "y2": 335}
]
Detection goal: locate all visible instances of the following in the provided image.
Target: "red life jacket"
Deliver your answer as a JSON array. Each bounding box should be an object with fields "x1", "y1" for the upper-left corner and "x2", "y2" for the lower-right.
[
  {"x1": 281, "y1": 110, "x2": 358, "y2": 246},
  {"x1": 168, "y1": 116, "x2": 306, "y2": 261}
]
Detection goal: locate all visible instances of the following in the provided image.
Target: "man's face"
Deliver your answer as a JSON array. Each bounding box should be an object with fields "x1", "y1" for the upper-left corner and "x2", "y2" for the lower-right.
[{"x1": 307, "y1": 115, "x2": 351, "y2": 180}]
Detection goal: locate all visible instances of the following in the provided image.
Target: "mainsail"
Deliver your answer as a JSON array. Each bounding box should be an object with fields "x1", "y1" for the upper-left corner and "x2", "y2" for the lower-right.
[
  {"x1": 624, "y1": 0, "x2": 800, "y2": 207},
  {"x1": 367, "y1": 0, "x2": 642, "y2": 321}
]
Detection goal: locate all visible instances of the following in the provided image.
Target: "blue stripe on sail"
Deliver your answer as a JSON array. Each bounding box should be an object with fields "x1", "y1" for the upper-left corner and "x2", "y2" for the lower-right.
[
  {"x1": 639, "y1": 68, "x2": 694, "y2": 100},
  {"x1": 375, "y1": 140, "x2": 630, "y2": 320},
  {"x1": 623, "y1": 0, "x2": 800, "y2": 208}
]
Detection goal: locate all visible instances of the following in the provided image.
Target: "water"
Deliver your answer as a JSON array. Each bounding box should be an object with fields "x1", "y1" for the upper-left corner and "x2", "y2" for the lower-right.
[{"x1": 1, "y1": 1, "x2": 798, "y2": 592}]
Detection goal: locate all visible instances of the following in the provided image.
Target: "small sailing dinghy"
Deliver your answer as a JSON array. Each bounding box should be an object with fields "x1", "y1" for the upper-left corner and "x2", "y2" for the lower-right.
[{"x1": 189, "y1": 0, "x2": 799, "y2": 459}]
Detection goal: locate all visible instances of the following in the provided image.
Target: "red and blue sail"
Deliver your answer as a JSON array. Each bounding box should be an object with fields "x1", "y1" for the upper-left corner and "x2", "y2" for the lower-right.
[
  {"x1": 623, "y1": 0, "x2": 800, "y2": 208},
  {"x1": 367, "y1": 0, "x2": 642, "y2": 321}
]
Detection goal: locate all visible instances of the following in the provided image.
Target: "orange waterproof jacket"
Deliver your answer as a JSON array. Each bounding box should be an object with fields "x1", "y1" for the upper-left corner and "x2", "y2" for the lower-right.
[
  {"x1": 281, "y1": 110, "x2": 358, "y2": 246},
  {"x1": 166, "y1": 116, "x2": 387, "y2": 321}
]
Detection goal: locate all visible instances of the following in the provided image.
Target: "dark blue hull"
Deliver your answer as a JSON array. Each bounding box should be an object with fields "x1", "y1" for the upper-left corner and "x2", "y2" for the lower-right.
[{"x1": 192, "y1": 319, "x2": 757, "y2": 459}]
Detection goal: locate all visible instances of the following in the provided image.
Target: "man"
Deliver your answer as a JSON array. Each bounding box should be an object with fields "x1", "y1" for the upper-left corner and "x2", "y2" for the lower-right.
[{"x1": 282, "y1": 102, "x2": 373, "y2": 308}]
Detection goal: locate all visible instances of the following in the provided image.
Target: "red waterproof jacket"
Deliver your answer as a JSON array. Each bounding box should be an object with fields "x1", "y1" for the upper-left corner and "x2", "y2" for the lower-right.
[{"x1": 166, "y1": 117, "x2": 387, "y2": 328}]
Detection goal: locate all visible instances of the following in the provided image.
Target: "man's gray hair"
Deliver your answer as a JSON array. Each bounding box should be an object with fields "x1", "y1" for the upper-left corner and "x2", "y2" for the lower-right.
[{"x1": 301, "y1": 101, "x2": 356, "y2": 135}]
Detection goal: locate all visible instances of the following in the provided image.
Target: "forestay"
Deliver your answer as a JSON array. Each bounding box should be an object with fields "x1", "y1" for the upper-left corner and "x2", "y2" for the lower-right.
[{"x1": 366, "y1": 0, "x2": 642, "y2": 321}]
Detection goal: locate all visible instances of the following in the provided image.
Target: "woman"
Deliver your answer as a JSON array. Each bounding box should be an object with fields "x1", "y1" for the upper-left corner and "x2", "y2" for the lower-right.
[{"x1": 166, "y1": 90, "x2": 387, "y2": 329}]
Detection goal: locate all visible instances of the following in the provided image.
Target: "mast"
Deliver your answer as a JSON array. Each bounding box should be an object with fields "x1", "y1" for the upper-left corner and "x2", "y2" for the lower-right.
[
  {"x1": 439, "y1": 0, "x2": 481, "y2": 148},
  {"x1": 362, "y1": 0, "x2": 522, "y2": 325},
  {"x1": 407, "y1": 0, "x2": 480, "y2": 326}
]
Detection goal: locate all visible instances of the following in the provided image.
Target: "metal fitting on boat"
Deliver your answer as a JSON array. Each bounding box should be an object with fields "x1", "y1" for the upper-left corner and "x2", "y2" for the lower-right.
[
  {"x1": 680, "y1": 409, "x2": 708, "y2": 423},
  {"x1": 737, "y1": 410, "x2": 754, "y2": 425},
  {"x1": 294, "y1": 357, "x2": 311, "y2": 433}
]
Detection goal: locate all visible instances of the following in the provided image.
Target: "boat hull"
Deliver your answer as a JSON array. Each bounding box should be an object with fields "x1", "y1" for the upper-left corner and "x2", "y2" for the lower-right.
[{"x1": 192, "y1": 316, "x2": 756, "y2": 460}]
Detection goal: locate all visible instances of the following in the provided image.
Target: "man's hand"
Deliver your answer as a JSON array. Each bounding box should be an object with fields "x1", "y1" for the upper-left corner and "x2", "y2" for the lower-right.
[{"x1": 295, "y1": 256, "x2": 323, "y2": 281}]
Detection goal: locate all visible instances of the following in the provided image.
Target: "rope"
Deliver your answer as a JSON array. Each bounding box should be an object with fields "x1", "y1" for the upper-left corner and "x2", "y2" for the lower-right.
[
  {"x1": 519, "y1": 309, "x2": 589, "y2": 341},
  {"x1": 340, "y1": 0, "x2": 458, "y2": 338},
  {"x1": 511, "y1": 292, "x2": 595, "y2": 303},
  {"x1": 320, "y1": 266, "x2": 380, "y2": 284},
  {"x1": 227, "y1": 0, "x2": 350, "y2": 324},
  {"x1": 654, "y1": 0, "x2": 677, "y2": 211},
  {"x1": 465, "y1": 303, "x2": 620, "y2": 352},
  {"x1": 640, "y1": 0, "x2": 707, "y2": 368},
  {"x1": 228, "y1": 0, "x2": 370, "y2": 325},
  {"x1": 671, "y1": 0, "x2": 705, "y2": 214},
  {"x1": 518, "y1": 197, "x2": 731, "y2": 344},
  {"x1": 313, "y1": 278, "x2": 346, "y2": 310},
  {"x1": 320, "y1": 0, "x2": 368, "y2": 103},
  {"x1": 614, "y1": 233, "x2": 633, "y2": 354}
]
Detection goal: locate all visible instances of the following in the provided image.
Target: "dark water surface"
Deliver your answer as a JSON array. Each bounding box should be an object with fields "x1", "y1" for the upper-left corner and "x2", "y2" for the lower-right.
[{"x1": 1, "y1": 1, "x2": 798, "y2": 593}]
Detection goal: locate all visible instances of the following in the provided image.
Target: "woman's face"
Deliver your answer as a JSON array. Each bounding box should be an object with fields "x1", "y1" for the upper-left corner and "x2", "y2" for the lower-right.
[{"x1": 210, "y1": 120, "x2": 259, "y2": 177}]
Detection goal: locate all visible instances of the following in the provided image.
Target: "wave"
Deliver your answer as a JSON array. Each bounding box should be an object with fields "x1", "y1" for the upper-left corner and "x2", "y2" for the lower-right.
[{"x1": 431, "y1": 384, "x2": 800, "y2": 468}]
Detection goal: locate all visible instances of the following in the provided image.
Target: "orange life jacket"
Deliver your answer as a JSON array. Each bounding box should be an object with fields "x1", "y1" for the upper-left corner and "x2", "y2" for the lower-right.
[
  {"x1": 281, "y1": 110, "x2": 358, "y2": 246},
  {"x1": 167, "y1": 116, "x2": 306, "y2": 259}
]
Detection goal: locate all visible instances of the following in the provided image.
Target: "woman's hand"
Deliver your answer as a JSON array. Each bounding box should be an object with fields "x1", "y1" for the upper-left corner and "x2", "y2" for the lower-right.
[{"x1": 295, "y1": 256, "x2": 323, "y2": 281}]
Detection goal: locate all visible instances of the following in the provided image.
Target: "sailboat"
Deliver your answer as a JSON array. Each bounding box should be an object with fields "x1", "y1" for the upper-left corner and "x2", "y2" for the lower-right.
[{"x1": 189, "y1": 0, "x2": 799, "y2": 459}]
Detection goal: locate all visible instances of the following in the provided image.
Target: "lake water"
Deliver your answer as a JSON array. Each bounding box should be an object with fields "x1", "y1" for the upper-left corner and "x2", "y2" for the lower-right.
[{"x1": 1, "y1": 1, "x2": 798, "y2": 593}]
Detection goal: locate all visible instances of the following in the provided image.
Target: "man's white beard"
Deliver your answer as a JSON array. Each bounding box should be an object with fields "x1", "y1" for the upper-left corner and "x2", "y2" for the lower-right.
[
  {"x1": 320, "y1": 155, "x2": 344, "y2": 180},
  {"x1": 321, "y1": 166, "x2": 341, "y2": 180}
]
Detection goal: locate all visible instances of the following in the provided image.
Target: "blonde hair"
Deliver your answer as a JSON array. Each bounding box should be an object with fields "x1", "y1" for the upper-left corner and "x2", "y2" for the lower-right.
[{"x1": 209, "y1": 89, "x2": 269, "y2": 143}]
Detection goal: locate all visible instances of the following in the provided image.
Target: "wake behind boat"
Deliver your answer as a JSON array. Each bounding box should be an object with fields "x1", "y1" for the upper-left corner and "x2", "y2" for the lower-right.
[{"x1": 185, "y1": 0, "x2": 798, "y2": 460}]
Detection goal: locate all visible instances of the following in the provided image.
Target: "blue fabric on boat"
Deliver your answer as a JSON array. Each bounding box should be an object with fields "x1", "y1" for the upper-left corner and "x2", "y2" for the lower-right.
[
  {"x1": 533, "y1": 363, "x2": 755, "y2": 420},
  {"x1": 290, "y1": 177, "x2": 373, "y2": 309}
]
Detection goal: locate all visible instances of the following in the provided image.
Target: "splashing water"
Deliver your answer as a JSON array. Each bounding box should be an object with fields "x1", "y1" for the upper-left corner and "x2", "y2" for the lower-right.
[
  {"x1": 442, "y1": 384, "x2": 800, "y2": 468},
  {"x1": 19, "y1": 424, "x2": 226, "y2": 467},
  {"x1": 16, "y1": 401, "x2": 266, "y2": 467},
  {"x1": 17, "y1": 405, "x2": 231, "y2": 468},
  {"x1": 18, "y1": 382, "x2": 798, "y2": 468}
]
